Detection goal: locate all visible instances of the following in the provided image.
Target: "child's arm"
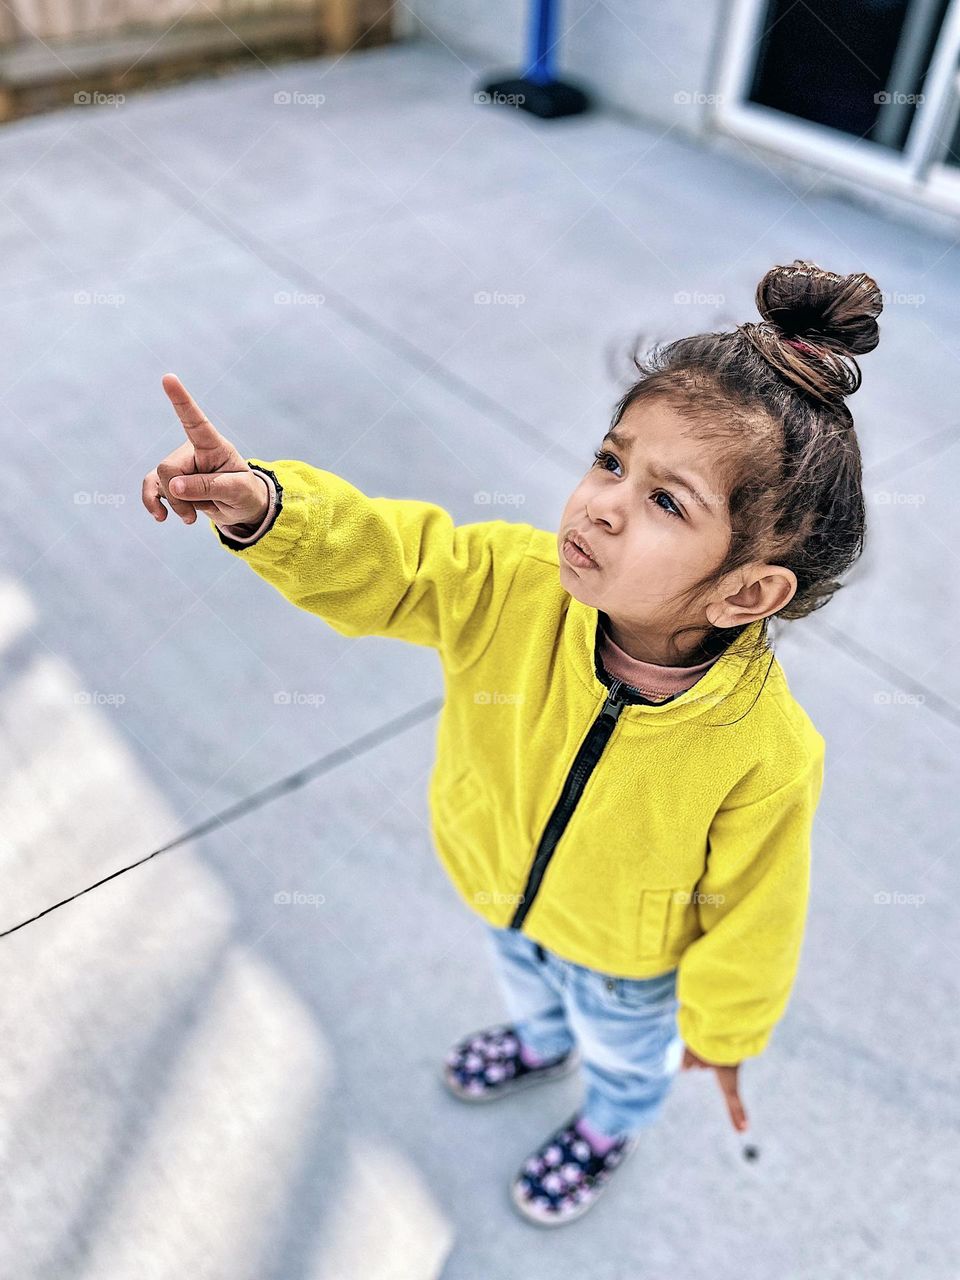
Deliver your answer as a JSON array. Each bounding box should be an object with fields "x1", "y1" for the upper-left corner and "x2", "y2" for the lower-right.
[
  {"x1": 142, "y1": 374, "x2": 534, "y2": 673},
  {"x1": 675, "y1": 741, "x2": 827, "y2": 1066},
  {"x1": 205, "y1": 457, "x2": 534, "y2": 672}
]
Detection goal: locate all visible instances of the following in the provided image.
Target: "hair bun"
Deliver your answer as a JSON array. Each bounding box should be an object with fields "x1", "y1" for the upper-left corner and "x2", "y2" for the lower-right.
[
  {"x1": 756, "y1": 260, "x2": 882, "y2": 355},
  {"x1": 741, "y1": 260, "x2": 883, "y2": 404}
]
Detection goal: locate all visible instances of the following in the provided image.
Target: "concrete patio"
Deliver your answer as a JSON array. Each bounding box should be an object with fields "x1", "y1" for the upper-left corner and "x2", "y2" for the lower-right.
[{"x1": 0, "y1": 31, "x2": 957, "y2": 1280}]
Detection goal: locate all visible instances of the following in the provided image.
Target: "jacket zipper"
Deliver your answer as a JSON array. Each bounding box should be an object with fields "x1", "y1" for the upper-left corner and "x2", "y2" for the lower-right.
[{"x1": 509, "y1": 677, "x2": 629, "y2": 930}]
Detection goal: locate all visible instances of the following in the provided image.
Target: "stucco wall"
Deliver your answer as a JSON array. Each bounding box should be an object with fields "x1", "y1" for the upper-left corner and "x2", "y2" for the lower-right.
[{"x1": 402, "y1": 0, "x2": 731, "y2": 138}]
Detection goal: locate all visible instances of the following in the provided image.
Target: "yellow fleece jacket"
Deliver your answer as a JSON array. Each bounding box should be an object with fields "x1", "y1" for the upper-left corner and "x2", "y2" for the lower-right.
[{"x1": 211, "y1": 459, "x2": 827, "y2": 1066}]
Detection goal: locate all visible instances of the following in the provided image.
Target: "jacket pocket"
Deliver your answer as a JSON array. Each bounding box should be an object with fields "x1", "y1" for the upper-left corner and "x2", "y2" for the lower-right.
[{"x1": 637, "y1": 888, "x2": 675, "y2": 957}]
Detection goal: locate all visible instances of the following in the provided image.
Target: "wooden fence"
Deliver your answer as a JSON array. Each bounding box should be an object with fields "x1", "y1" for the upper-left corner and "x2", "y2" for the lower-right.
[{"x1": 0, "y1": 0, "x2": 394, "y2": 120}]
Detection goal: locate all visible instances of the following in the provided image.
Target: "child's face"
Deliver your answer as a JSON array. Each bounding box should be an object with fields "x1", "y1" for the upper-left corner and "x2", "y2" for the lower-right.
[{"x1": 557, "y1": 397, "x2": 733, "y2": 660}]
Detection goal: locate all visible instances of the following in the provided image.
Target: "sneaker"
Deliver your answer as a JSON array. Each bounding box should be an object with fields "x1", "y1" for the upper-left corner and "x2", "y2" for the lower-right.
[
  {"x1": 441, "y1": 1023, "x2": 579, "y2": 1103},
  {"x1": 509, "y1": 1112, "x2": 639, "y2": 1226}
]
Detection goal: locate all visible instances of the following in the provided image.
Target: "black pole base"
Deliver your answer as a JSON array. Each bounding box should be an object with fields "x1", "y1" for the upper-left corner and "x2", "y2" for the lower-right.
[{"x1": 477, "y1": 75, "x2": 590, "y2": 119}]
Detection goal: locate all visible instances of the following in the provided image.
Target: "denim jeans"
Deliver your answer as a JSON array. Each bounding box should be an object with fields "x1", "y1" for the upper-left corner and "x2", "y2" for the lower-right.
[{"x1": 484, "y1": 923, "x2": 684, "y2": 1141}]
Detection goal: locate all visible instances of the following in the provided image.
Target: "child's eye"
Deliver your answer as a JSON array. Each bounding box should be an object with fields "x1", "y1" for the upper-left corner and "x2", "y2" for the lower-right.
[
  {"x1": 592, "y1": 448, "x2": 619, "y2": 473},
  {"x1": 591, "y1": 449, "x2": 683, "y2": 520}
]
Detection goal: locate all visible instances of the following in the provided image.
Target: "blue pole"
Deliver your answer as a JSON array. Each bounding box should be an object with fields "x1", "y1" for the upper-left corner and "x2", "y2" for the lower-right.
[
  {"x1": 524, "y1": 0, "x2": 556, "y2": 86},
  {"x1": 477, "y1": 0, "x2": 588, "y2": 118}
]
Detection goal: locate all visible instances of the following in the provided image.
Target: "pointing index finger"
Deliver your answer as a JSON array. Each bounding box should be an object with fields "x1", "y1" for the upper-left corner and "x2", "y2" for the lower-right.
[{"x1": 161, "y1": 373, "x2": 224, "y2": 452}]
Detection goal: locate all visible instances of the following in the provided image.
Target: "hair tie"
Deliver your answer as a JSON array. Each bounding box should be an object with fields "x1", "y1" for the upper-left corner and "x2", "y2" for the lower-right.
[
  {"x1": 738, "y1": 321, "x2": 859, "y2": 409},
  {"x1": 785, "y1": 337, "x2": 817, "y2": 355}
]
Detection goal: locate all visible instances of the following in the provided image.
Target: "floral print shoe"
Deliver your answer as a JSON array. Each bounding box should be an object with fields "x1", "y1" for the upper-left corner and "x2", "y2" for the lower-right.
[
  {"x1": 441, "y1": 1023, "x2": 580, "y2": 1102},
  {"x1": 509, "y1": 1112, "x2": 638, "y2": 1225}
]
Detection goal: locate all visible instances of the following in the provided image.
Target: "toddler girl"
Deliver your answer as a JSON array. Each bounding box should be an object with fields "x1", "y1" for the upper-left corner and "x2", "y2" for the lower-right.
[{"x1": 143, "y1": 259, "x2": 882, "y2": 1227}]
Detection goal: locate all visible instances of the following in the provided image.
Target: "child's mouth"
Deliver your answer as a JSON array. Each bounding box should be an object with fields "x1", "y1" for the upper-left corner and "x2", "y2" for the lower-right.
[{"x1": 563, "y1": 537, "x2": 599, "y2": 569}]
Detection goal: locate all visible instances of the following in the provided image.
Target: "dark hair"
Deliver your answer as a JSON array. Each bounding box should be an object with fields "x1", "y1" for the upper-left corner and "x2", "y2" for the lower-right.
[{"x1": 611, "y1": 259, "x2": 882, "y2": 700}]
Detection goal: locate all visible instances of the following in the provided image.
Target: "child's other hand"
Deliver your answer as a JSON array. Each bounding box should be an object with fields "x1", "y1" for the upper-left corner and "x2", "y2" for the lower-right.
[
  {"x1": 142, "y1": 373, "x2": 270, "y2": 528},
  {"x1": 681, "y1": 1043, "x2": 749, "y2": 1132}
]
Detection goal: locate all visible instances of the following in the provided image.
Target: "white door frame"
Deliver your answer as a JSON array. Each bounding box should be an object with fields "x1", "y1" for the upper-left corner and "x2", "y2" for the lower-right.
[{"x1": 714, "y1": 0, "x2": 960, "y2": 216}]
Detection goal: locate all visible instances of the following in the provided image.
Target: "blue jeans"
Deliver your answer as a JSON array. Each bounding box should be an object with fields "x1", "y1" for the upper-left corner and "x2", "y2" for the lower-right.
[{"x1": 484, "y1": 923, "x2": 684, "y2": 1141}]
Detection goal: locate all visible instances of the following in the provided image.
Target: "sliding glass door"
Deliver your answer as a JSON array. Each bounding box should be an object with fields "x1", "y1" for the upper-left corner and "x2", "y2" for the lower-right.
[{"x1": 717, "y1": 0, "x2": 960, "y2": 214}]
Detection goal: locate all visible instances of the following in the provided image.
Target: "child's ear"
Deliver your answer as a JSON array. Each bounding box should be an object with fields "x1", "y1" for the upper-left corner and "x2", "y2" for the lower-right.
[{"x1": 708, "y1": 566, "x2": 797, "y2": 626}]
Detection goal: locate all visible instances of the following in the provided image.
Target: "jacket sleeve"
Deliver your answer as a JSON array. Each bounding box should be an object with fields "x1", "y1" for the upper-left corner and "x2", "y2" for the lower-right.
[
  {"x1": 675, "y1": 740, "x2": 826, "y2": 1065},
  {"x1": 209, "y1": 457, "x2": 535, "y2": 673}
]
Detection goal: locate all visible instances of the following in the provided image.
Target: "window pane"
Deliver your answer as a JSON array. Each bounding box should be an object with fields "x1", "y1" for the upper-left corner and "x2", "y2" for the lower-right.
[{"x1": 748, "y1": 0, "x2": 948, "y2": 151}]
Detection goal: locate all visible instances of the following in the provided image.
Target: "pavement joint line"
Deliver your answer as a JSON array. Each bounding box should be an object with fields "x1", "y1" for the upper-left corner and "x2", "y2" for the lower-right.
[
  {"x1": 0, "y1": 693, "x2": 443, "y2": 940},
  {"x1": 813, "y1": 620, "x2": 960, "y2": 730}
]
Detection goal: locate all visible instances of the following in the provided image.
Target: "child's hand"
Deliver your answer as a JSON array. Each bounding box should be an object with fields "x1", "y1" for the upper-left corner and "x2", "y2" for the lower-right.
[
  {"x1": 681, "y1": 1043, "x2": 749, "y2": 1132},
  {"x1": 142, "y1": 373, "x2": 270, "y2": 528}
]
